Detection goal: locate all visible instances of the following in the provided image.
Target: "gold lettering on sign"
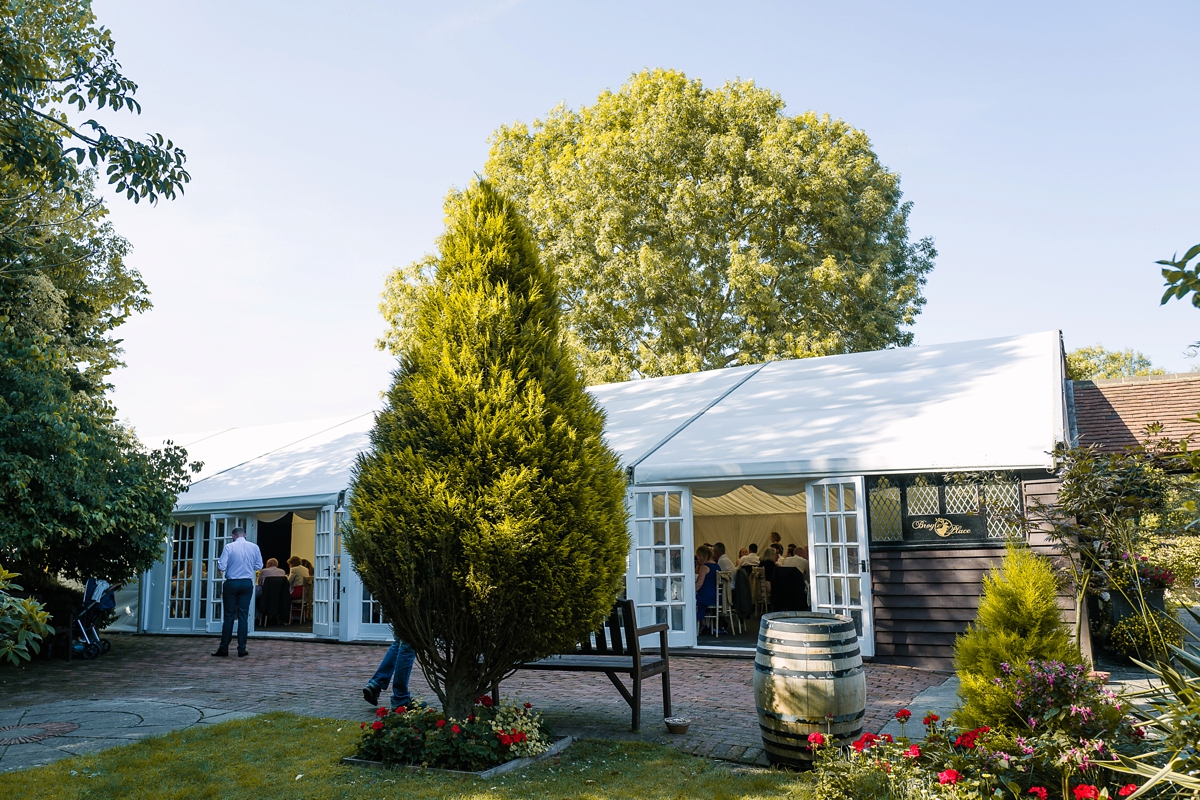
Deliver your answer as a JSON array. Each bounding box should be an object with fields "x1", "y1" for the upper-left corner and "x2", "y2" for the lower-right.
[{"x1": 911, "y1": 518, "x2": 972, "y2": 537}]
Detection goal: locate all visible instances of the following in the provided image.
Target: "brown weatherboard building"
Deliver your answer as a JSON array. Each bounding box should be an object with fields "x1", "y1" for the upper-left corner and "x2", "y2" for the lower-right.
[{"x1": 143, "y1": 331, "x2": 1193, "y2": 671}]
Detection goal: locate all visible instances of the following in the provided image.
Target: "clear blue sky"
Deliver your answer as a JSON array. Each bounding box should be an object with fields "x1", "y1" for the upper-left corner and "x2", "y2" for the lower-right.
[{"x1": 94, "y1": 0, "x2": 1200, "y2": 443}]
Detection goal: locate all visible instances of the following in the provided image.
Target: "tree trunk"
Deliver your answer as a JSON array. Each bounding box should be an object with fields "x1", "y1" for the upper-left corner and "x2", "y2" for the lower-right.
[{"x1": 442, "y1": 676, "x2": 479, "y2": 722}]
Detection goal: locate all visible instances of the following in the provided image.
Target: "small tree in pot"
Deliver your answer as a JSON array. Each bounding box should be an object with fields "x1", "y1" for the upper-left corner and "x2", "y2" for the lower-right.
[{"x1": 345, "y1": 180, "x2": 628, "y2": 720}]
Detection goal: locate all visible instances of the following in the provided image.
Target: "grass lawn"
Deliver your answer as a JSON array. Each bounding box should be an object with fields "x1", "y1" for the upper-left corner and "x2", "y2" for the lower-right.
[{"x1": 0, "y1": 712, "x2": 812, "y2": 799}]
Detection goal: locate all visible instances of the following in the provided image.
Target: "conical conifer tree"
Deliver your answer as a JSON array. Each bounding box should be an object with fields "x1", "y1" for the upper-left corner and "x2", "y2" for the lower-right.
[{"x1": 344, "y1": 180, "x2": 629, "y2": 720}]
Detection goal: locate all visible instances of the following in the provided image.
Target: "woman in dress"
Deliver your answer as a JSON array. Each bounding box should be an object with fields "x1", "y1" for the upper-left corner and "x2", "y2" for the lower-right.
[{"x1": 695, "y1": 545, "x2": 719, "y2": 634}]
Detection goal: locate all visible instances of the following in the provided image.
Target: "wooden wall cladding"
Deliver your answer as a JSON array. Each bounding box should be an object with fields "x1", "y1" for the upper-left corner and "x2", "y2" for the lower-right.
[{"x1": 868, "y1": 480, "x2": 1077, "y2": 671}]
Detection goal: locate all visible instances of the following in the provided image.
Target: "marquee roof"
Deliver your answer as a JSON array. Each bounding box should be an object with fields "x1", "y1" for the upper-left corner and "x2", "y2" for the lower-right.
[{"x1": 171, "y1": 331, "x2": 1065, "y2": 514}]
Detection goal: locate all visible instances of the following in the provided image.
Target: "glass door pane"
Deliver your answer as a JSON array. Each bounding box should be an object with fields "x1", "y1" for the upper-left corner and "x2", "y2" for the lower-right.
[
  {"x1": 628, "y1": 487, "x2": 693, "y2": 647},
  {"x1": 806, "y1": 477, "x2": 873, "y2": 656}
]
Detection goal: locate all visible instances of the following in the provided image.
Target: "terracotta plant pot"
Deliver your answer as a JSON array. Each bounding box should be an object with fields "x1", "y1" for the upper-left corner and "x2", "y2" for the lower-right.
[
  {"x1": 664, "y1": 717, "x2": 691, "y2": 735},
  {"x1": 1087, "y1": 670, "x2": 1111, "y2": 684}
]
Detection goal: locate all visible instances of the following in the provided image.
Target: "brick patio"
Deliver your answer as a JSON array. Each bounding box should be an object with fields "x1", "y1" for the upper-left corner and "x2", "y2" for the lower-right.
[{"x1": 0, "y1": 634, "x2": 949, "y2": 766}]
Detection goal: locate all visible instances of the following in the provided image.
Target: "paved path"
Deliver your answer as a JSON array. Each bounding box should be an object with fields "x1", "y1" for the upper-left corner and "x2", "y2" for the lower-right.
[
  {"x1": 0, "y1": 700, "x2": 254, "y2": 773},
  {"x1": 0, "y1": 634, "x2": 947, "y2": 773}
]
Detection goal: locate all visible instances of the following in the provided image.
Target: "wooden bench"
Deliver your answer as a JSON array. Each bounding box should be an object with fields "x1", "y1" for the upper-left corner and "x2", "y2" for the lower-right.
[{"x1": 495, "y1": 598, "x2": 672, "y2": 732}]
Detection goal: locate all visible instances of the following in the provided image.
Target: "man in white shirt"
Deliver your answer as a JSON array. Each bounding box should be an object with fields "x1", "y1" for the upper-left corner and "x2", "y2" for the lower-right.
[
  {"x1": 737, "y1": 543, "x2": 761, "y2": 568},
  {"x1": 781, "y1": 545, "x2": 809, "y2": 574},
  {"x1": 213, "y1": 527, "x2": 263, "y2": 658},
  {"x1": 713, "y1": 542, "x2": 736, "y2": 573}
]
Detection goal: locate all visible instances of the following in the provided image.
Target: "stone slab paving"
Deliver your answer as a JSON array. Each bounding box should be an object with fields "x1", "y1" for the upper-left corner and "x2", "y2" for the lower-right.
[
  {"x1": 0, "y1": 699, "x2": 254, "y2": 773},
  {"x1": 0, "y1": 633, "x2": 947, "y2": 772}
]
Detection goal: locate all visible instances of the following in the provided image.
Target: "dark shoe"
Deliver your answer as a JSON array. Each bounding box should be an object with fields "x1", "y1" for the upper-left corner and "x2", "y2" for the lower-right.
[
  {"x1": 363, "y1": 684, "x2": 381, "y2": 706},
  {"x1": 237, "y1": 650, "x2": 249, "y2": 658},
  {"x1": 211, "y1": 650, "x2": 229, "y2": 657}
]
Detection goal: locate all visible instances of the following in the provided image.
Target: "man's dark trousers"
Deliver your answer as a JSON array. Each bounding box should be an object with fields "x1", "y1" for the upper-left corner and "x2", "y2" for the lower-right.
[{"x1": 218, "y1": 578, "x2": 254, "y2": 654}]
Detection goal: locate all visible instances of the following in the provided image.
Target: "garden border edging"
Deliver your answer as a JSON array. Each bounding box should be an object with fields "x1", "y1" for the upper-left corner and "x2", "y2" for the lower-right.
[{"x1": 341, "y1": 735, "x2": 573, "y2": 779}]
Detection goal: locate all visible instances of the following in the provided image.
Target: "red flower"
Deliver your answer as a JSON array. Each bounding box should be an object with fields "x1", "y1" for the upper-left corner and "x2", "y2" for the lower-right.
[
  {"x1": 1029, "y1": 788, "x2": 1048, "y2": 800},
  {"x1": 499, "y1": 733, "x2": 513, "y2": 746},
  {"x1": 370, "y1": 720, "x2": 383, "y2": 731},
  {"x1": 477, "y1": 695, "x2": 494, "y2": 707},
  {"x1": 807, "y1": 731, "x2": 826, "y2": 747},
  {"x1": 515, "y1": 730, "x2": 527, "y2": 743},
  {"x1": 881, "y1": 733, "x2": 893, "y2": 743},
  {"x1": 1073, "y1": 786, "x2": 1100, "y2": 800},
  {"x1": 1118, "y1": 784, "x2": 1139, "y2": 797},
  {"x1": 524, "y1": 702, "x2": 532, "y2": 708},
  {"x1": 938, "y1": 769, "x2": 961, "y2": 785},
  {"x1": 852, "y1": 733, "x2": 881, "y2": 753},
  {"x1": 923, "y1": 712, "x2": 939, "y2": 725},
  {"x1": 360, "y1": 722, "x2": 366, "y2": 729},
  {"x1": 395, "y1": 705, "x2": 406, "y2": 714},
  {"x1": 895, "y1": 709, "x2": 912, "y2": 722},
  {"x1": 375, "y1": 707, "x2": 388, "y2": 718},
  {"x1": 451, "y1": 724, "x2": 461, "y2": 734},
  {"x1": 436, "y1": 719, "x2": 446, "y2": 728},
  {"x1": 903, "y1": 745, "x2": 920, "y2": 759}
]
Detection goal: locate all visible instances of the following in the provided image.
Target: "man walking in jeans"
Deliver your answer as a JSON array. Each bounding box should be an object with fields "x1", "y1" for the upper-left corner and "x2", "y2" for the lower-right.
[
  {"x1": 363, "y1": 637, "x2": 416, "y2": 708},
  {"x1": 212, "y1": 527, "x2": 262, "y2": 658}
]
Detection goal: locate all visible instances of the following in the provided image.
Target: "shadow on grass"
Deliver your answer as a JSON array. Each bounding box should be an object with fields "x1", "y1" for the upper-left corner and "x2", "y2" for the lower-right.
[{"x1": 0, "y1": 712, "x2": 814, "y2": 799}]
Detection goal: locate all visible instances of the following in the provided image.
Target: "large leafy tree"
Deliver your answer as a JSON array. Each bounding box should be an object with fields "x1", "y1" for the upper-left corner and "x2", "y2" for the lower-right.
[
  {"x1": 0, "y1": 0, "x2": 192, "y2": 584},
  {"x1": 346, "y1": 180, "x2": 628, "y2": 720},
  {"x1": 1066, "y1": 345, "x2": 1164, "y2": 381},
  {"x1": 448, "y1": 69, "x2": 935, "y2": 383}
]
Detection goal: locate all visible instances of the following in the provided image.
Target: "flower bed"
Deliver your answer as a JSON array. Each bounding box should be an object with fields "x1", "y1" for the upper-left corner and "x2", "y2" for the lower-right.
[
  {"x1": 802, "y1": 688, "x2": 1157, "y2": 800},
  {"x1": 352, "y1": 696, "x2": 555, "y2": 773}
]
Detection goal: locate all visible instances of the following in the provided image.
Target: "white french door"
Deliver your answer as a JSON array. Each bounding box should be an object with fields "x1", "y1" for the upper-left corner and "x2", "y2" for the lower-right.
[
  {"x1": 806, "y1": 477, "x2": 874, "y2": 657},
  {"x1": 206, "y1": 515, "x2": 255, "y2": 634},
  {"x1": 627, "y1": 486, "x2": 694, "y2": 647},
  {"x1": 311, "y1": 505, "x2": 335, "y2": 637}
]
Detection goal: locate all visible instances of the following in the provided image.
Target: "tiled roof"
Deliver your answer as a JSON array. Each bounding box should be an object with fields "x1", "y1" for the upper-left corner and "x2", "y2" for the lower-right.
[{"x1": 1072, "y1": 373, "x2": 1200, "y2": 451}]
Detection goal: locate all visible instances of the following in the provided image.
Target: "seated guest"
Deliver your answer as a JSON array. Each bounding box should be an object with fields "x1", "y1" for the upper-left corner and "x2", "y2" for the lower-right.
[
  {"x1": 287, "y1": 556, "x2": 310, "y2": 599},
  {"x1": 781, "y1": 545, "x2": 808, "y2": 571},
  {"x1": 713, "y1": 542, "x2": 735, "y2": 573},
  {"x1": 256, "y1": 558, "x2": 286, "y2": 598},
  {"x1": 771, "y1": 542, "x2": 784, "y2": 559},
  {"x1": 737, "y1": 543, "x2": 760, "y2": 568},
  {"x1": 738, "y1": 547, "x2": 749, "y2": 560},
  {"x1": 760, "y1": 546, "x2": 778, "y2": 581},
  {"x1": 695, "y1": 545, "x2": 719, "y2": 633},
  {"x1": 300, "y1": 558, "x2": 314, "y2": 573}
]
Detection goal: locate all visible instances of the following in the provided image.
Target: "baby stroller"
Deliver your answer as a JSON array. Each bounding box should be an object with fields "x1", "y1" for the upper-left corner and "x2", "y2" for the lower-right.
[{"x1": 72, "y1": 578, "x2": 115, "y2": 660}]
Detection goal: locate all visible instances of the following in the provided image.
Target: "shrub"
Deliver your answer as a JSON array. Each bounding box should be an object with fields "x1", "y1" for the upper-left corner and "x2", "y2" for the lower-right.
[
  {"x1": 344, "y1": 180, "x2": 628, "y2": 720},
  {"x1": 954, "y1": 544, "x2": 1080, "y2": 730},
  {"x1": 355, "y1": 696, "x2": 551, "y2": 771},
  {"x1": 0, "y1": 567, "x2": 53, "y2": 665},
  {"x1": 1109, "y1": 611, "x2": 1182, "y2": 662},
  {"x1": 996, "y1": 660, "x2": 1127, "y2": 740}
]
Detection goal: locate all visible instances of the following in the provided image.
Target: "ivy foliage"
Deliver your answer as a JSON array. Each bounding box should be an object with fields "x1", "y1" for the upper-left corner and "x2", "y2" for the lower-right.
[
  {"x1": 346, "y1": 180, "x2": 629, "y2": 721},
  {"x1": 467, "y1": 69, "x2": 935, "y2": 383}
]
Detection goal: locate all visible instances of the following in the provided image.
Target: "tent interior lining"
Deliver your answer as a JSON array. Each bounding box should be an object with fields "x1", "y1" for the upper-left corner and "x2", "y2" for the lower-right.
[{"x1": 692, "y1": 483, "x2": 809, "y2": 561}]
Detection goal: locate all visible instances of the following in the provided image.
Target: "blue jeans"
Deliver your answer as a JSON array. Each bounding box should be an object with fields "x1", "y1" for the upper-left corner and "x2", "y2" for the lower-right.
[
  {"x1": 368, "y1": 640, "x2": 415, "y2": 707},
  {"x1": 219, "y1": 578, "x2": 254, "y2": 653}
]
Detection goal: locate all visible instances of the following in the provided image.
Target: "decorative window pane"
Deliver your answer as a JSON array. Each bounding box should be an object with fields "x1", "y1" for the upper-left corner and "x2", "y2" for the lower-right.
[
  {"x1": 945, "y1": 484, "x2": 981, "y2": 515},
  {"x1": 985, "y1": 482, "x2": 1023, "y2": 539},
  {"x1": 906, "y1": 475, "x2": 940, "y2": 516},
  {"x1": 868, "y1": 477, "x2": 902, "y2": 541}
]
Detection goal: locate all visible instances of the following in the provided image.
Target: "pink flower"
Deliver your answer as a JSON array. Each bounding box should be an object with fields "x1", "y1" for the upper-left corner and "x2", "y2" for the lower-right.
[
  {"x1": 1029, "y1": 788, "x2": 1048, "y2": 800},
  {"x1": 1118, "y1": 785, "x2": 1139, "y2": 797},
  {"x1": 938, "y1": 769, "x2": 961, "y2": 785},
  {"x1": 903, "y1": 745, "x2": 920, "y2": 759},
  {"x1": 807, "y1": 731, "x2": 826, "y2": 747},
  {"x1": 1073, "y1": 786, "x2": 1100, "y2": 800}
]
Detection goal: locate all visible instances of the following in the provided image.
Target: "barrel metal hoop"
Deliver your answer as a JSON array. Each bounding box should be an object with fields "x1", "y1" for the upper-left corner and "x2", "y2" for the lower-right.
[
  {"x1": 758, "y1": 634, "x2": 860, "y2": 648},
  {"x1": 754, "y1": 648, "x2": 862, "y2": 667},
  {"x1": 757, "y1": 709, "x2": 865, "y2": 728}
]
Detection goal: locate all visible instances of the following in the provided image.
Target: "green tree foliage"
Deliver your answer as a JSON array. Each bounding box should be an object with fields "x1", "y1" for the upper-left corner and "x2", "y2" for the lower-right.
[
  {"x1": 346, "y1": 180, "x2": 629, "y2": 720},
  {"x1": 1066, "y1": 345, "x2": 1165, "y2": 381},
  {"x1": 380, "y1": 69, "x2": 936, "y2": 384},
  {"x1": 1158, "y1": 242, "x2": 1200, "y2": 309},
  {"x1": 0, "y1": 1, "x2": 193, "y2": 585},
  {"x1": 1, "y1": 0, "x2": 189, "y2": 202},
  {"x1": 0, "y1": 567, "x2": 52, "y2": 665},
  {"x1": 954, "y1": 544, "x2": 1080, "y2": 730}
]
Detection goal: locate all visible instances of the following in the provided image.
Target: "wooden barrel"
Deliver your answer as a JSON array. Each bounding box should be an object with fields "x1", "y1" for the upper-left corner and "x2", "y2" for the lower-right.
[{"x1": 753, "y1": 611, "x2": 866, "y2": 768}]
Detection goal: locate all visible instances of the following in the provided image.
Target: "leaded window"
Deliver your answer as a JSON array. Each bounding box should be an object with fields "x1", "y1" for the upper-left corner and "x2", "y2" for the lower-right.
[{"x1": 866, "y1": 473, "x2": 1024, "y2": 544}]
